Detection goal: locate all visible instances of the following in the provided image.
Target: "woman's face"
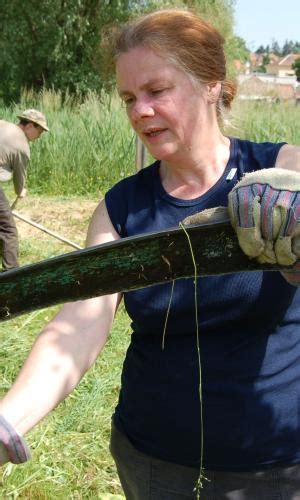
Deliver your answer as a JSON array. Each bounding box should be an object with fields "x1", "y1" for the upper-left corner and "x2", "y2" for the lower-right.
[{"x1": 116, "y1": 46, "x2": 213, "y2": 165}]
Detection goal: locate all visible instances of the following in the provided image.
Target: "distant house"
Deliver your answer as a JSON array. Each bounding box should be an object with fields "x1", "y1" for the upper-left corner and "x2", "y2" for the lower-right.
[
  {"x1": 237, "y1": 74, "x2": 297, "y2": 103},
  {"x1": 249, "y1": 52, "x2": 264, "y2": 70},
  {"x1": 235, "y1": 52, "x2": 298, "y2": 77},
  {"x1": 266, "y1": 54, "x2": 299, "y2": 77},
  {"x1": 247, "y1": 52, "x2": 279, "y2": 73},
  {"x1": 237, "y1": 75, "x2": 270, "y2": 99},
  {"x1": 269, "y1": 53, "x2": 280, "y2": 65}
]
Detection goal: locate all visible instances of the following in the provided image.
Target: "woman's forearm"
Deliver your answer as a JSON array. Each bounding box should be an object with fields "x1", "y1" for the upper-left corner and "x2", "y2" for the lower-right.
[{"x1": 0, "y1": 294, "x2": 119, "y2": 436}]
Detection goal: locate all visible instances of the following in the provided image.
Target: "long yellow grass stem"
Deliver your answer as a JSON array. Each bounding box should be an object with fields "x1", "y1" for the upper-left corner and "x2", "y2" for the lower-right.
[
  {"x1": 161, "y1": 280, "x2": 175, "y2": 351},
  {"x1": 179, "y1": 222, "x2": 206, "y2": 499}
]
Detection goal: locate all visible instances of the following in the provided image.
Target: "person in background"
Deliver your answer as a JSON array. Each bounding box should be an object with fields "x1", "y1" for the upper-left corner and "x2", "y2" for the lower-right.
[
  {"x1": 0, "y1": 109, "x2": 49, "y2": 270},
  {"x1": 0, "y1": 9, "x2": 300, "y2": 499}
]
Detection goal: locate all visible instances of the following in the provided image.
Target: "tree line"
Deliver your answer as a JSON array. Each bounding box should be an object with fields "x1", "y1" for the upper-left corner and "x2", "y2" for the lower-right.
[
  {"x1": 255, "y1": 40, "x2": 300, "y2": 57},
  {"x1": 0, "y1": 0, "x2": 246, "y2": 104}
]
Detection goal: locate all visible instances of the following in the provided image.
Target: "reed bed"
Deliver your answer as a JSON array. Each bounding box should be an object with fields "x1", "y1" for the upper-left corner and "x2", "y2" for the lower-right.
[
  {"x1": 231, "y1": 99, "x2": 300, "y2": 145},
  {"x1": 1, "y1": 90, "x2": 298, "y2": 199},
  {"x1": 1, "y1": 89, "x2": 136, "y2": 197}
]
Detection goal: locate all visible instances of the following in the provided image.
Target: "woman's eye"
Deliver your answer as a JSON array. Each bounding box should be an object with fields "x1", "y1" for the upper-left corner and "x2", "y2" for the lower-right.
[{"x1": 122, "y1": 97, "x2": 135, "y2": 107}]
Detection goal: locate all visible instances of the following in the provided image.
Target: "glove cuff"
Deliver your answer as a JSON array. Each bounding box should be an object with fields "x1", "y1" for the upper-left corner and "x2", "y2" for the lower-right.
[
  {"x1": 0, "y1": 415, "x2": 31, "y2": 463},
  {"x1": 235, "y1": 168, "x2": 300, "y2": 191}
]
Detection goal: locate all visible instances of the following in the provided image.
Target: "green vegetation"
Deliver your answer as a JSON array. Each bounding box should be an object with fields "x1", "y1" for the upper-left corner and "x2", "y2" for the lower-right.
[
  {"x1": 1, "y1": 90, "x2": 136, "y2": 197},
  {"x1": 292, "y1": 57, "x2": 300, "y2": 82},
  {"x1": 255, "y1": 40, "x2": 300, "y2": 56},
  {"x1": 0, "y1": 196, "x2": 130, "y2": 498},
  {"x1": 230, "y1": 100, "x2": 300, "y2": 145},
  {"x1": 1, "y1": 91, "x2": 299, "y2": 199},
  {"x1": 0, "y1": 304, "x2": 131, "y2": 499},
  {"x1": 0, "y1": 0, "x2": 155, "y2": 103},
  {"x1": 0, "y1": 0, "x2": 245, "y2": 104}
]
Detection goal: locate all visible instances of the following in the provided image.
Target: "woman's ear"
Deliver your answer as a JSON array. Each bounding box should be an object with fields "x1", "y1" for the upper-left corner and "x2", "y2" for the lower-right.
[{"x1": 206, "y1": 81, "x2": 222, "y2": 103}]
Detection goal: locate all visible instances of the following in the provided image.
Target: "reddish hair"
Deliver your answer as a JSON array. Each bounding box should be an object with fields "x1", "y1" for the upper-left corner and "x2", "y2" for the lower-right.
[{"x1": 113, "y1": 9, "x2": 237, "y2": 115}]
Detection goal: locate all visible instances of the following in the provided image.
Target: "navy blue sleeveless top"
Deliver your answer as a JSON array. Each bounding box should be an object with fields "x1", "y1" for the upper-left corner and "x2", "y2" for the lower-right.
[{"x1": 105, "y1": 137, "x2": 300, "y2": 471}]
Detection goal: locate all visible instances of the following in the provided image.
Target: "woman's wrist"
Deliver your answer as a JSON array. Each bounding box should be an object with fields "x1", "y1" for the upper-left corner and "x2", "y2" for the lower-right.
[{"x1": 0, "y1": 415, "x2": 31, "y2": 464}]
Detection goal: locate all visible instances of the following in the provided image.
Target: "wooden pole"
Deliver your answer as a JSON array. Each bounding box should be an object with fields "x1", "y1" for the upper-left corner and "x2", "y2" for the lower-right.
[
  {"x1": 12, "y1": 211, "x2": 82, "y2": 250},
  {"x1": 10, "y1": 196, "x2": 20, "y2": 210},
  {"x1": 135, "y1": 136, "x2": 146, "y2": 171}
]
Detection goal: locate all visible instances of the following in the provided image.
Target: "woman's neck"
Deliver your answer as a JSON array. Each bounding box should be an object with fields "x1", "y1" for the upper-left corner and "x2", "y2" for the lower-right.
[{"x1": 159, "y1": 135, "x2": 231, "y2": 200}]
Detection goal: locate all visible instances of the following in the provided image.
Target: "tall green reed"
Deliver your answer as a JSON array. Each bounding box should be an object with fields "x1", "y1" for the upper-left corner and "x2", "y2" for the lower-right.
[
  {"x1": 230, "y1": 100, "x2": 300, "y2": 145},
  {"x1": 1, "y1": 89, "x2": 136, "y2": 197},
  {"x1": 1, "y1": 91, "x2": 299, "y2": 199}
]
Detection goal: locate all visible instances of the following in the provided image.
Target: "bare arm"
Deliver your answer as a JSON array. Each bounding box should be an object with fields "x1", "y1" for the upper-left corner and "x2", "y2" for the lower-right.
[
  {"x1": 0, "y1": 200, "x2": 121, "y2": 436},
  {"x1": 274, "y1": 144, "x2": 300, "y2": 284},
  {"x1": 275, "y1": 144, "x2": 300, "y2": 172},
  {"x1": 12, "y1": 151, "x2": 28, "y2": 196}
]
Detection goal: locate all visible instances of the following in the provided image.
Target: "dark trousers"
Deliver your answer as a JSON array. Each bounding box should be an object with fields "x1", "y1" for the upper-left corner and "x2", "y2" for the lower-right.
[
  {"x1": 110, "y1": 422, "x2": 300, "y2": 500},
  {"x1": 0, "y1": 188, "x2": 19, "y2": 270}
]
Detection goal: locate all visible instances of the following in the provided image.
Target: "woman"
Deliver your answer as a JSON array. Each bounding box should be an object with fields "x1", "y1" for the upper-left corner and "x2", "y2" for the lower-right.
[{"x1": 1, "y1": 9, "x2": 300, "y2": 499}]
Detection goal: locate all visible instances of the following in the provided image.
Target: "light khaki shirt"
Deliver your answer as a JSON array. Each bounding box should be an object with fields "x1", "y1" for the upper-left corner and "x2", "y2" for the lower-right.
[{"x1": 0, "y1": 120, "x2": 30, "y2": 195}]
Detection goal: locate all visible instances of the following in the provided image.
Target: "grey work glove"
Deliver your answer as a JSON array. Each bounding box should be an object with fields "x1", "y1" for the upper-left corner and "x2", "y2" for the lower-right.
[
  {"x1": 182, "y1": 169, "x2": 300, "y2": 286},
  {"x1": 0, "y1": 415, "x2": 31, "y2": 465},
  {"x1": 227, "y1": 168, "x2": 300, "y2": 266},
  {"x1": 228, "y1": 168, "x2": 300, "y2": 285}
]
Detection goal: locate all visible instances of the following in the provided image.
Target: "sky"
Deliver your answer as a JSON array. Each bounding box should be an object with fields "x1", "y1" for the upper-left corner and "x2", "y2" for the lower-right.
[{"x1": 234, "y1": 0, "x2": 300, "y2": 51}]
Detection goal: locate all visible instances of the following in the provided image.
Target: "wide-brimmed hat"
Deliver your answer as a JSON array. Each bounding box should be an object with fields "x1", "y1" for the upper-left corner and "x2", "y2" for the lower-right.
[{"x1": 17, "y1": 109, "x2": 49, "y2": 131}]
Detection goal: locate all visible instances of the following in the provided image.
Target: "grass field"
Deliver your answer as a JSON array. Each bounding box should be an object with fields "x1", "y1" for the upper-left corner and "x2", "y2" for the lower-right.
[
  {"x1": 0, "y1": 94, "x2": 299, "y2": 498},
  {"x1": 0, "y1": 195, "x2": 130, "y2": 499}
]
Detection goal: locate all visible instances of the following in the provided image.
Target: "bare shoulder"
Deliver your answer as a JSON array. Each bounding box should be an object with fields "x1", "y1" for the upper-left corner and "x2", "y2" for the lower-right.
[
  {"x1": 275, "y1": 144, "x2": 300, "y2": 172},
  {"x1": 85, "y1": 198, "x2": 120, "y2": 247}
]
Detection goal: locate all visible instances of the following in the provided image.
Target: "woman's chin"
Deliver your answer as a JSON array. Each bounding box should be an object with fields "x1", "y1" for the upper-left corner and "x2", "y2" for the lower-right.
[{"x1": 147, "y1": 146, "x2": 178, "y2": 163}]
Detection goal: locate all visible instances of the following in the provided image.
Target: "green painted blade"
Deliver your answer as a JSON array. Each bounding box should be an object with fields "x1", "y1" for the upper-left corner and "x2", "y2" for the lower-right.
[{"x1": 0, "y1": 219, "x2": 286, "y2": 322}]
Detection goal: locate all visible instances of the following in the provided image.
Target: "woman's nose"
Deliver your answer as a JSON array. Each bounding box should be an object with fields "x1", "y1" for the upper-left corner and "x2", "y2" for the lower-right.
[{"x1": 129, "y1": 98, "x2": 155, "y2": 121}]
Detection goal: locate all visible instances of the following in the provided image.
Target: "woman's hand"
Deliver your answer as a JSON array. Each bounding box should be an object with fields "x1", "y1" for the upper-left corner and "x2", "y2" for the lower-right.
[
  {"x1": 228, "y1": 168, "x2": 300, "y2": 285},
  {"x1": 0, "y1": 415, "x2": 31, "y2": 464}
]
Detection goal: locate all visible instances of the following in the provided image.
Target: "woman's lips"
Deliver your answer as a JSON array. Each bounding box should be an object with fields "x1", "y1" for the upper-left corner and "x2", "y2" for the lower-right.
[{"x1": 143, "y1": 128, "x2": 168, "y2": 139}]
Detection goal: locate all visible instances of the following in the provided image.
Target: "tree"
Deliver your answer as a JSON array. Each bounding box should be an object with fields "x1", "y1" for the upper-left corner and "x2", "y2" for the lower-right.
[
  {"x1": 292, "y1": 57, "x2": 300, "y2": 81},
  {"x1": 0, "y1": 0, "x2": 159, "y2": 103},
  {"x1": 271, "y1": 39, "x2": 281, "y2": 55},
  {"x1": 226, "y1": 35, "x2": 249, "y2": 63},
  {"x1": 282, "y1": 40, "x2": 294, "y2": 56},
  {"x1": 255, "y1": 54, "x2": 270, "y2": 73},
  {"x1": 256, "y1": 45, "x2": 265, "y2": 54},
  {"x1": 0, "y1": 0, "x2": 237, "y2": 104}
]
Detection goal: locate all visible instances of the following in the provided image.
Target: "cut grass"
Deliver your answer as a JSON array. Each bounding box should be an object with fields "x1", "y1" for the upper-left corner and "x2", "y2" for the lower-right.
[
  {"x1": 0, "y1": 196, "x2": 128, "y2": 499},
  {"x1": 0, "y1": 302, "x2": 130, "y2": 499}
]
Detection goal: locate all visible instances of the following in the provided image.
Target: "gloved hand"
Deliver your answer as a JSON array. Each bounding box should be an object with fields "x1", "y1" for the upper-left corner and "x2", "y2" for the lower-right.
[
  {"x1": 0, "y1": 415, "x2": 31, "y2": 465},
  {"x1": 228, "y1": 168, "x2": 300, "y2": 266}
]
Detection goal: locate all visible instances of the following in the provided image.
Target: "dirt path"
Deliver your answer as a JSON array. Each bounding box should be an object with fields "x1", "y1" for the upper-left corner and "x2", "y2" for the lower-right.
[{"x1": 11, "y1": 195, "x2": 100, "y2": 267}]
